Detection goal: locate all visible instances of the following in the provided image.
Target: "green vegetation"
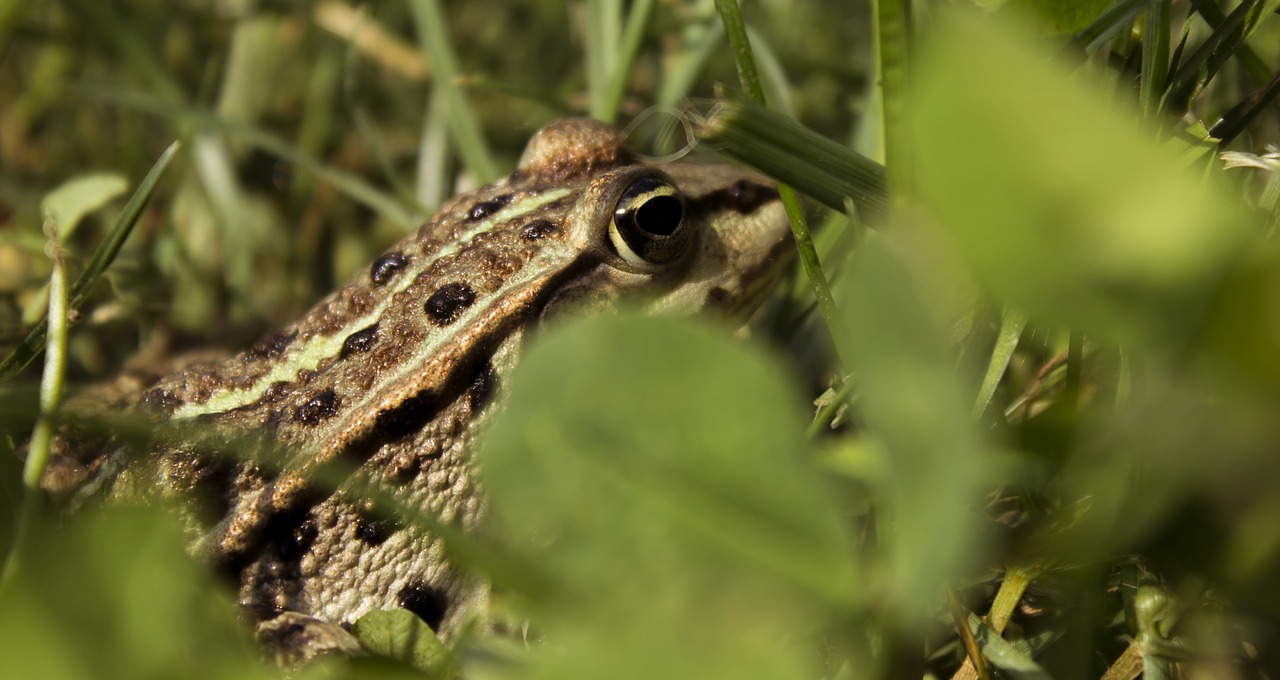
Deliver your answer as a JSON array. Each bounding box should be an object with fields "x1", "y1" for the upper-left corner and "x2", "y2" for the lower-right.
[{"x1": 5, "y1": 1, "x2": 1280, "y2": 678}]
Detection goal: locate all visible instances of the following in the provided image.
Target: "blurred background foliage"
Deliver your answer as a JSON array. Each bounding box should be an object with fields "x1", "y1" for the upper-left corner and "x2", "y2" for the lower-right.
[{"x1": 4, "y1": 0, "x2": 1280, "y2": 678}]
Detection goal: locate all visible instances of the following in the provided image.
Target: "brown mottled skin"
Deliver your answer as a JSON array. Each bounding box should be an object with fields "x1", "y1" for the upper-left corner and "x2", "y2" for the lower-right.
[{"x1": 41, "y1": 119, "x2": 790, "y2": 660}]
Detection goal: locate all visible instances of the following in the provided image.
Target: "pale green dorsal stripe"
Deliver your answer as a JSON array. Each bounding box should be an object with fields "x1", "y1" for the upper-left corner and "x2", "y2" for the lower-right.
[{"x1": 173, "y1": 188, "x2": 573, "y2": 419}]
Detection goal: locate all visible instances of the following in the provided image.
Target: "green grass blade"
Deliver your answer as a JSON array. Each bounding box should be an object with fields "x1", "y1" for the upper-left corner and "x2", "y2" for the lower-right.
[
  {"x1": 1164, "y1": 0, "x2": 1266, "y2": 112},
  {"x1": 84, "y1": 88, "x2": 420, "y2": 228},
  {"x1": 696, "y1": 99, "x2": 888, "y2": 222},
  {"x1": 416, "y1": 91, "x2": 452, "y2": 212},
  {"x1": 1140, "y1": 1, "x2": 1171, "y2": 117},
  {"x1": 657, "y1": 20, "x2": 724, "y2": 109},
  {"x1": 408, "y1": 0, "x2": 497, "y2": 184},
  {"x1": 584, "y1": 0, "x2": 621, "y2": 120},
  {"x1": 875, "y1": 0, "x2": 911, "y2": 207},
  {"x1": 0, "y1": 140, "x2": 182, "y2": 382},
  {"x1": 965, "y1": 613, "x2": 1054, "y2": 680},
  {"x1": 1165, "y1": 7, "x2": 1194, "y2": 86},
  {"x1": 1208, "y1": 69, "x2": 1280, "y2": 146},
  {"x1": 973, "y1": 307, "x2": 1028, "y2": 419},
  {"x1": 1073, "y1": 0, "x2": 1152, "y2": 56},
  {"x1": 596, "y1": 0, "x2": 655, "y2": 123},
  {"x1": 779, "y1": 185, "x2": 847, "y2": 357},
  {"x1": 341, "y1": 9, "x2": 430, "y2": 217},
  {"x1": 949, "y1": 589, "x2": 991, "y2": 680},
  {"x1": 1097, "y1": 8, "x2": 1138, "y2": 95},
  {"x1": 713, "y1": 0, "x2": 766, "y2": 103},
  {"x1": 1, "y1": 218, "x2": 69, "y2": 589},
  {"x1": 745, "y1": 25, "x2": 793, "y2": 114},
  {"x1": 1193, "y1": 0, "x2": 1276, "y2": 86},
  {"x1": 712, "y1": 0, "x2": 849, "y2": 374}
]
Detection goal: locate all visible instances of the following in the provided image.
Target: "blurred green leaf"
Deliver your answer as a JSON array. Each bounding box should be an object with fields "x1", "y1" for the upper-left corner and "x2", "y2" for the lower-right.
[
  {"x1": 842, "y1": 233, "x2": 991, "y2": 625},
  {"x1": 0, "y1": 507, "x2": 270, "y2": 680},
  {"x1": 911, "y1": 13, "x2": 1255, "y2": 350},
  {"x1": 1006, "y1": 0, "x2": 1116, "y2": 34},
  {"x1": 479, "y1": 312, "x2": 856, "y2": 679}
]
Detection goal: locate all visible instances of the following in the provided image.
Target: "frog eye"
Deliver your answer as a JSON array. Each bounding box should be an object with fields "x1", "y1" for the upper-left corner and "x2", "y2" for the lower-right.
[{"x1": 609, "y1": 175, "x2": 690, "y2": 267}]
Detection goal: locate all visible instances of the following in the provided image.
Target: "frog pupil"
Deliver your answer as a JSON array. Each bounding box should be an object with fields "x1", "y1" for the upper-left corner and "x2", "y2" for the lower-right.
[{"x1": 635, "y1": 195, "x2": 683, "y2": 236}]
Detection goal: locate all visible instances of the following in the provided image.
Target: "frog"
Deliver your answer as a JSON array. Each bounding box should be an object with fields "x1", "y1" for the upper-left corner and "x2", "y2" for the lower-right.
[{"x1": 34, "y1": 118, "x2": 791, "y2": 662}]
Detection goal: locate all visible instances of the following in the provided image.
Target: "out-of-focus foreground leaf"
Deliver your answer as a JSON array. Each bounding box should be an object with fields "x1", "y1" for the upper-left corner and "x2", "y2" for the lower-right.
[
  {"x1": 911, "y1": 12, "x2": 1255, "y2": 353},
  {"x1": 909, "y1": 11, "x2": 1280, "y2": 622},
  {"x1": 0, "y1": 507, "x2": 271, "y2": 680},
  {"x1": 478, "y1": 312, "x2": 857, "y2": 679}
]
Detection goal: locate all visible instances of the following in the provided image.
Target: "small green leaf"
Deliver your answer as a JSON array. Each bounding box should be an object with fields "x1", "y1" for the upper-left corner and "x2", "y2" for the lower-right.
[
  {"x1": 965, "y1": 613, "x2": 1054, "y2": 680},
  {"x1": 350, "y1": 608, "x2": 452, "y2": 676},
  {"x1": 39, "y1": 174, "x2": 128, "y2": 238}
]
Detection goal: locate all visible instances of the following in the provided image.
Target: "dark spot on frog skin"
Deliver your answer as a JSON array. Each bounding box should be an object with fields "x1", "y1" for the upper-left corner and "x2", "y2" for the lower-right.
[
  {"x1": 466, "y1": 193, "x2": 513, "y2": 221},
  {"x1": 160, "y1": 450, "x2": 239, "y2": 526},
  {"x1": 728, "y1": 179, "x2": 777, "y2": 211},
  {"x1": 370, "y1": 251, "x2": 409, "y2": 285},
  {"x1": 294, "y1": 389, "x2": 339, "y2": 425},
  {"x1": 686, "y1": 180, "x2": 780, "y2": 219},
  {"x1": 424, "y1": 282, "x2": 477, "y2": 326},
  {"x1": 259, "y1": 381, "x2": 292, "y2": 406},
  {"x1": 341, "y1": 390, "x2": 447, "y2": 465},
  {"x1": 397, "y1": 580, "x2": 450, "y2": 631},
  {"x1": 705, "y1": 286, "x2": 733, "y2": 310},
  {"x1": 198, "y1": 456, "x2": 239, "y2": 526},
  {"x1": 338, "y1": 323, "x2": 379, "y2": 359},
  {"x1": 140, "y1": 388, "x2": 184, "y2": 416},
  {"x1": 373, "y1": 392, "x2": 445, "y2": 443},
  {"x1": 386, "y1": 452, "x2": 421, "y2": 483},
  {"x1": 519, "y1": 218, "x2": 558, "y2": 242},
  {"x1": 354, "y1": 507, "x2": 400, "y2": 546},
  {"x1": 281, "y1": 518, "x2": 319, "y2": 563},
  {"x1": 247, "y1": 603, "x2": 285, "y2": 623},
  {"x1": 216, "y1": 483, "x2": 323, "y2": 587},
  {"x1": 264, "y1": 484, "x2": 325, "y2": 564},
  {"x1": 246, "y1": 331, "x2": 297, "y2": 360},
  {"x1": 468, "y1": 361, "x2": 496, "y2": 412}
]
